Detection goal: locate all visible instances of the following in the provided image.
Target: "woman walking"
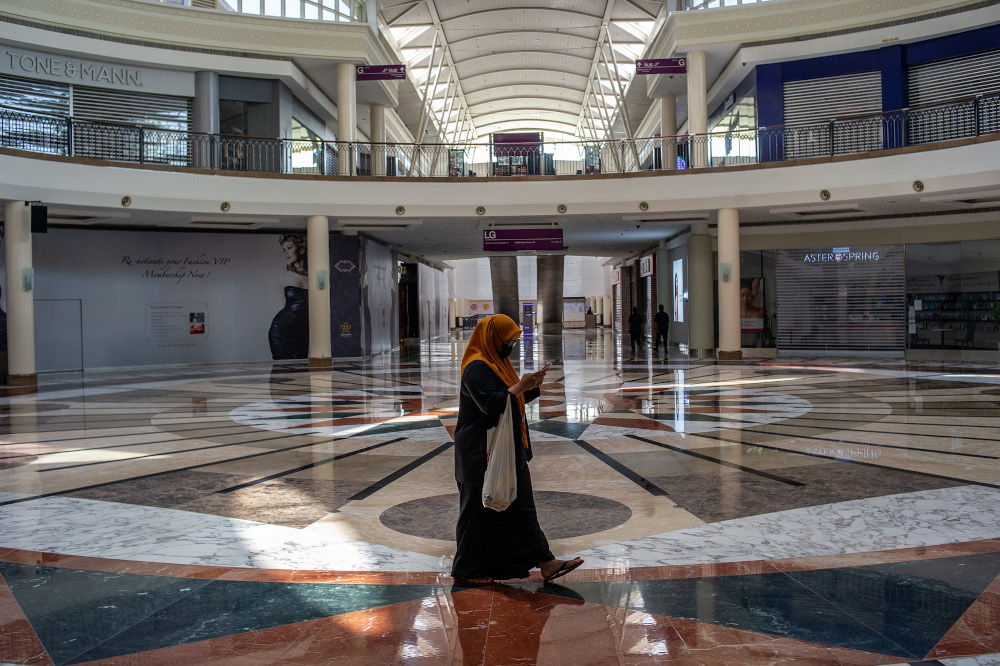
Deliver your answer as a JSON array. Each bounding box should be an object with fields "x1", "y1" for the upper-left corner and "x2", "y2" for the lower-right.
[{"x1": 451, "y1": 314, "x2": 583, "y2": 584}]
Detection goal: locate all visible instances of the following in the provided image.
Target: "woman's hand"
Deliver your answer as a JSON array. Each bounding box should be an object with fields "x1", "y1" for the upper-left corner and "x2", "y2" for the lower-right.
[{"x1": 509, "y1": 362, "x2": 551, "y2": 396}]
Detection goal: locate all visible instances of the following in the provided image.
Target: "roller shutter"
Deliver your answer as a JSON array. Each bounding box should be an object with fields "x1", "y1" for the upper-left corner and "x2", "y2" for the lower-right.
[
  {"x1": 782, "y1": 72, "x2": 882, "y2": 159},
  {"x1": 71, "y1": 87, "x2": 191, "y2": 164},
  {"x1": 908, "y1": 49, "x2": 1000, "y2": 143},
  {"x1": 776, "y1": 245, "x2": 905, "y2": 353},
  {"x1": 0, "y1": 73, "x2": 70, "y2": 115}
]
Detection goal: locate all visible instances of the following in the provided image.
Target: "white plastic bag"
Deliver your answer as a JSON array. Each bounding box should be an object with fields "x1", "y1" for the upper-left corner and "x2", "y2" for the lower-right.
[{"x1": 482, "y1": 395, "x2": 517, "y2": 511}]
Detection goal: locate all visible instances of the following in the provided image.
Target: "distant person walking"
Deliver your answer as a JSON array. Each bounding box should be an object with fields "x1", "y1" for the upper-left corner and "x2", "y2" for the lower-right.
[
  {"x1": 653, "y1": 304, "x2": 670, "y2": 354},
  {"x1": 628, "y1": 306, "x2": 643, "y2": 356}
]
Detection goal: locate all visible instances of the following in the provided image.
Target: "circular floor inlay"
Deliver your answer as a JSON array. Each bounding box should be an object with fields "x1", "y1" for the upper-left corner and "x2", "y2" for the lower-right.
[{"x1": 380, "y1": 491, "x2": 632, "y2": 541}]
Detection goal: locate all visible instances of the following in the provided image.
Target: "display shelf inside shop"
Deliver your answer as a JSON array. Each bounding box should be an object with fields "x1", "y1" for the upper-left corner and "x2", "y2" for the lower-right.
[{"x1": 908, "y1": 291, "x2": 1000, "y2": 349}]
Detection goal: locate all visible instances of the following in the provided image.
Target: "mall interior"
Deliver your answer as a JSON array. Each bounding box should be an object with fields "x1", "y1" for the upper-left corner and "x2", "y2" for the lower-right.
[{"x1": 1, "y1": 0, "x2": 1000, "y2": 664}]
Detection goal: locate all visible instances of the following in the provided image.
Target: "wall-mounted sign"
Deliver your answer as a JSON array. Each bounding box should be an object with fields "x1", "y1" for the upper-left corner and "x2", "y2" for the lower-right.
[
  {"x1": 2, "y1": 47, "x2": 193, "y2": 95},
  {"x1": 802, "y1": 247, "x2": 881, "y2": 263},
  {"x1": 356, "y1": 65, "x2": 406, "y2": 81},
  {"x1": 612, "y1": 268, "x2": 621, "y2": 285},
  {"x1": 639, "y1": 254, "x2": 655, "y2": 277},
  {"x1": 635, "y1": 58, "x2": 686, "y2": 75},
  {"x1": 483, "y1": 228, "x2": 563, "y2": 252}
]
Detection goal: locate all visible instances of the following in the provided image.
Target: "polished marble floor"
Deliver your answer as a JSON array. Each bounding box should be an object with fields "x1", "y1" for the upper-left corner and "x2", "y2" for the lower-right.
[{"x1": 2, "y1": 329, "x2": 1000, "y2": 665}]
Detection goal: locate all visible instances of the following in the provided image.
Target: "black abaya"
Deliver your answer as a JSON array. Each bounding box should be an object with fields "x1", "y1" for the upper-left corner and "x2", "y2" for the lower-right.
[{"x1": 451, "y1": 360, "x2": 553, "y2": 580}]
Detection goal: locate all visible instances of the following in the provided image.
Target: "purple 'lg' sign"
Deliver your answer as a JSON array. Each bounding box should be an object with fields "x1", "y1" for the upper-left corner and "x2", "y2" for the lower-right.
[
  {"x1": 483, "y1": 228, "x2": 563, "y2": 252},
  {"x1": 635, "y1": 58, "x2": 686, "y2": 75},
  {"x1": 356, "y1": 65, "x2": 406, "y2": 81}
]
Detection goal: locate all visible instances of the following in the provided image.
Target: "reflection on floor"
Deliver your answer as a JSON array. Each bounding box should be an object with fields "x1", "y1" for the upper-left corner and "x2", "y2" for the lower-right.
[{"x1": 2, "y1": 329, "x2": 999, "y2": 665}]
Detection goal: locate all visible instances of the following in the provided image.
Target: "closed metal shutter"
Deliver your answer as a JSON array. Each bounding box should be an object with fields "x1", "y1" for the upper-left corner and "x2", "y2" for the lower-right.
[
  {"x1": 0, "y1": 73, "x2": 71, "y2": 115},
  {"x1": 72, "y1": 86, "x2": 190, "y2": 131},
  {"x1": 72, "y1": 87, "x2": 192, "y2": 164},
  {"x1": 776, "y1": 245, "x2": 905, "y2": 353},
  {"x1": 908, "y1": 49, "x2": 1000, "y2": 143},
  {"x1": 782, "y1": 72, "x2": 882, "y2": 158}
]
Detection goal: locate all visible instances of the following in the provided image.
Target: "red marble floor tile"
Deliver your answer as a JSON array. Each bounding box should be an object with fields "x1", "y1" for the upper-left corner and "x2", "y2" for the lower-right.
[
  {"x1": 446, "y1": 587, "x2": 494, "y2": 665},
  {"x1": 666, "y1": 616, "x2": 907, "y2": 665},
  {"x1": 925, "y1": 571, "x2": 1000, "y2": 660},
  {"x1": 621, "y1": 560, "x2": 786, "y2": 582},
  {"x1": 768, "y1": 539, "x2": 1000, "y2": 573},
  {"x1": 590, "y1": 416, "x2": 676, "y2": 432},
  {"x1": 215, "y1": 568, "x2": 445, "y2": 585},
  {"x1": 276, "y1": 594, "x2": 465, "y2": 664},
  {"x1": 0, "y1": 573, "x2": 53, "y2": 666},
  {"x1": 0, "y1": 548, "x2": 231, "y2": 580},
  {"x1": 73, "y1": 616, "x2": 322, "y2": 665},
  {"x1": 481, "y1": 585, "x2": 700, "y2": 665}
]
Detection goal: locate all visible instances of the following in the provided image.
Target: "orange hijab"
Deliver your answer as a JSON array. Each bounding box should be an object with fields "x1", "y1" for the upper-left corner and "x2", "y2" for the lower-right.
[{"x1": 461, "y1": 314, "x2": 528, "y2": 447}]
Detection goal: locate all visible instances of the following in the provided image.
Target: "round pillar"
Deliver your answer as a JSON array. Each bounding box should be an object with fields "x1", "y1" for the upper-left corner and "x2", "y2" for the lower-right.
[
  {"x1": 717, "y1": 209, "x2": 742, "y2": 360},
  {"x1": 337, "y1": 62, "x2": 357, "y2": 176},
  {"x1": 685, "y1": 50, "x2": 708, "y2": 168},
  {"x1": 4, "y1": 200, "x2": 36, "y2": 387},
  {"x1": 370, "y1": 103, "x2": 386, "y2": 176},
  {"x1": 659, "y1": 94, "x2": 677, "y2": 171},
  {"x1": 193, "y1": 71, "x2": 219, "y2": 169},
  {"x1": 307, "y1": 215, "x2": 332, "y2": 368}
]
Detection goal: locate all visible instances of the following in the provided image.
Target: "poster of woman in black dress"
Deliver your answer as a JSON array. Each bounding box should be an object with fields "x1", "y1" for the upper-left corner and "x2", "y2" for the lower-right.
[{"x1": 268, "y1": 234, "x2": 309, "y2": 359}]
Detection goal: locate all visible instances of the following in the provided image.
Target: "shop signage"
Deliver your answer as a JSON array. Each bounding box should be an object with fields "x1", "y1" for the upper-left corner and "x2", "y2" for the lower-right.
[
  {"x1": 635, "y1": 58, "x2": 686, "y2": 75},
  {"x1": 802, "y1": 247, "x2": 880, "y2": 263},
  {"x1": 639, "y1": 254, "x2": 655, "y2": 277},
  {"x1": 2, "y1": 48, "x2": 193, "y2": 96},
  {"x1": 356, "y1": 65, "x2": 406, "y2": 81},
  {"x1": 483, "y1": 228, "x2": 563, "y2": 252}
]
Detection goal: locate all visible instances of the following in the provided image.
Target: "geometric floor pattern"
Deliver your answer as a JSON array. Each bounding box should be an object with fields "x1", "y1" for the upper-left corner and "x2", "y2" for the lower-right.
[{"x1": 2, "y1": 329, "x2": 1000, "y2": 664}]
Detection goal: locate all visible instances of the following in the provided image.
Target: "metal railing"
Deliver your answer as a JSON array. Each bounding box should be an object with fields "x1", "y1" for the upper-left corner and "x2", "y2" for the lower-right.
[{"x1": 1, "y1": 93, "x2": 997, "y2": 178}]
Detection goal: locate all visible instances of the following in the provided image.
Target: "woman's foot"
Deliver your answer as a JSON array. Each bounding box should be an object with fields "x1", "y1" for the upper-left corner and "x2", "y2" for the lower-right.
[{"x1": 539, "y1": 557, "x2": 583, "y2": 582}]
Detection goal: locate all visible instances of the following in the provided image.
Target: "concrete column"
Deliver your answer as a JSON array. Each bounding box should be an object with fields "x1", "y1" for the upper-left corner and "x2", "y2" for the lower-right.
[
  {"x1": 370, "y1": 103, "x2": 386, "y2": 176},
  {"x1": 687, "y1": 227, "x2": 714, "y2": 358},
  {"x1": 337, "y1": 62, "x2": 357, "y2": 176},
  {"x1": 193, "y1": 71, "x2": 219, "y2": 168},
  {"x1": 717, "y1": 209, "x2": 742, "y2": 360},
  {"x1": 4, "y1": 200, "x2": 36, "y2": 387},
  {"x1": 307, "y1": 215, "x2": 332, "y2": 369},
  {"x1": 685, "y1": 50, "x2": 708, "y2": 168},
  {"x1": 489, "y1": 256, "x2": 520, "y2": 321},
  {"x1": 537, "y1": 255, "x2": 564, "y2": 333},
  {"x1": 660, "y1": 94, "x2": 677, "y2": 170}
]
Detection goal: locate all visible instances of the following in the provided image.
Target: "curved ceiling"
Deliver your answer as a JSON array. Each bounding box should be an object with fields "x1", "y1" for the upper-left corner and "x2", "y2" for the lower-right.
[{"x1": 378, "y1": 0, "x2": 662, "y2": 143}]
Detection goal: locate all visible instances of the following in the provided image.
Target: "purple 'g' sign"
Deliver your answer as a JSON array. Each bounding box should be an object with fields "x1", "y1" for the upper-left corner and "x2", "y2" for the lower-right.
[
  {"x1": 635, "y1": 58, "x2": 686, "y2": 75},
  {"x1": 483, "y1": 228, "x2": 563, "y2": 252},
  {"x1": 356, "y1": 65, "x2": 406, "y2": 81}
]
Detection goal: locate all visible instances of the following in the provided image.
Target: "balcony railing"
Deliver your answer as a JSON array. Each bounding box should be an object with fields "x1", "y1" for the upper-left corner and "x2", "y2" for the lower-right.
[{"x1": 1, "y1": 93, "x2": 997, "y2": 178}]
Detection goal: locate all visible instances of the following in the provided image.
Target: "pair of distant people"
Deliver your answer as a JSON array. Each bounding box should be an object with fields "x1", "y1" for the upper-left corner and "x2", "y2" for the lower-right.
[{"x1": 627, "y1": 305, "x2": 670, "y2": 355}]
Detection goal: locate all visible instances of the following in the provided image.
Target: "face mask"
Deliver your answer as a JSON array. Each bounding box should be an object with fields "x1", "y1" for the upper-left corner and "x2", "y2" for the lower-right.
[{"x1": 498, "y1": 341, "x2": 514, "y2": 359}]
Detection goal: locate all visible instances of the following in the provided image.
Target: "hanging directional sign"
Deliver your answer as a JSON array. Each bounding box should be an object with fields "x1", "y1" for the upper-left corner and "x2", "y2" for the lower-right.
[
  {"x1": 483, "y1": 228, "x2": 563, "y2": 252},
  {"x1": 635, "y1": 58, "x2": 686, "y2": 75},
  {"x1": 356, "y1": 65, "x2": 406, "y2": 81}
]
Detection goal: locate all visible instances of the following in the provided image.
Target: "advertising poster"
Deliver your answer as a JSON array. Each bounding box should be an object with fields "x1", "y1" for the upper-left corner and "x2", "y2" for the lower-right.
[
  {"x1": 330, "y1": 234, "x2": 362, "y2": 357},
  {"x1": 740, "y1": 278, "x2": 765, "y2": 332},
  {"x1": 672, "y1": 259, "x2": 684, "y2": 322},
  {"x1": 3, "y1": 228, "x2": 306, "y2": 369},
  {"x1": 268, "y1": 234, "x2": 309, "y2": 359}
]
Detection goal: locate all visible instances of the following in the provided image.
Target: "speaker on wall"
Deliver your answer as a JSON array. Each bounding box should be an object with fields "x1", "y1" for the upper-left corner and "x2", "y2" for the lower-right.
[{"x1": 30, "y1": 204, "x2": 47, "y2": 233}]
